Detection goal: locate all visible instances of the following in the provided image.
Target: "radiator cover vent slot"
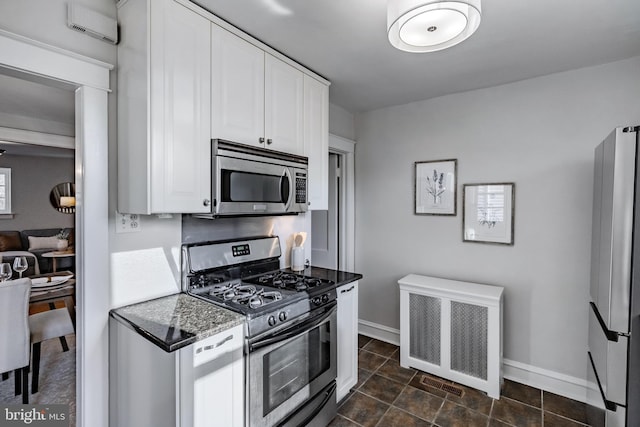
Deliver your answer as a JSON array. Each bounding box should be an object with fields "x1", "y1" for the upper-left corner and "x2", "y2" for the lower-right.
[
  {"x1": 451, "y1": 301, "x2": 488, "y2": 380},
  {"x1": 399, "y1": 274, "x2": 504, "y2": 399},
  {"x1": 409, "y1": 293, "x2": 441, "y2": 365}
]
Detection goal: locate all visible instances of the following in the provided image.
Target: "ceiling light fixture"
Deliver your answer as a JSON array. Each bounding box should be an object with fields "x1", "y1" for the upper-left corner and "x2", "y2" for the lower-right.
[{"x1": 387, "y1": 0, "x2": 481, "y2": 53}]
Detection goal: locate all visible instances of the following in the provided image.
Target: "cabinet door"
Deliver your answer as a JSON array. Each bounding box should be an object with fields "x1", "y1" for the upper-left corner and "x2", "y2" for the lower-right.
[
  {"x1": 337, "y1": 281, "x2": 359, "y2": 402},
  {"x1": 150, "y1": 0, "x2": 211, "y2": 213},
  {"x1": 211, "y1": 24, "x2": 265, "y2": 148},
  {"x1": 304, "y1": 75, "x2": 329, "y2": 210},
  {"x1": 265, "y1": 55, "x2": 304, "y2": 155},
  {"x1": 179, "y1": 324, "x2": 245, "y2": 427}
]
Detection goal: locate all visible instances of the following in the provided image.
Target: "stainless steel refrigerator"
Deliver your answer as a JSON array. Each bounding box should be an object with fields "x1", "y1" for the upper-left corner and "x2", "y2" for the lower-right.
[{"x1": 588, "y1": 125, "x2": 640, "y2": 427}]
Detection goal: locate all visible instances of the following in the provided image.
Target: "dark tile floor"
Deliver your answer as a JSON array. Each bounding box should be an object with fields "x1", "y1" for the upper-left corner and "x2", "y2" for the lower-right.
[{"x1": 330, "y1": 335, "x2": 592, "y2": 427}]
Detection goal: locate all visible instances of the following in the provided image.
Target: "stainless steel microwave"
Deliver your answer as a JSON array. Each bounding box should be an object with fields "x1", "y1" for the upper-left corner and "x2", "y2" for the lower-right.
[{"x1": 196, "y1": 139, "x2": 308, "y2": 218}]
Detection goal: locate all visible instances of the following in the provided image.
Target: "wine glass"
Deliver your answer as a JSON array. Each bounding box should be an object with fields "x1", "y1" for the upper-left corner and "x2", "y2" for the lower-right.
[
  {"x1": 13, "y1": 256, "x2": 28, "y2": 278},
  {"x1": 0, "y1": 263, "x2": 12, "y2": 282}
]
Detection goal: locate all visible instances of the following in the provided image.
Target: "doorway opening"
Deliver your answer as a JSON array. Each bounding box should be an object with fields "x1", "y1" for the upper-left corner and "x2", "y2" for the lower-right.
[
  {"x1": 0, "y1": 70, "x2": 77, "y2": 422},
  {"x1": 311, "y1": 134, "x2": 356, "y2": 272},
  {"x1": 312, "y1": 153, "x2": 340, "y2": 269}
]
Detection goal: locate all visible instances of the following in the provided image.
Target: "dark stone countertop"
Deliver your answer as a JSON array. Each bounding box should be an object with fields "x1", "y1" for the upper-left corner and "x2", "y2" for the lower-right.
[
  {"x1": 284, "y1": 266, "x2": 363, "y2": 288},
  {"x1": 110, "y1": 293, "x2": 245, "y2": 353}
]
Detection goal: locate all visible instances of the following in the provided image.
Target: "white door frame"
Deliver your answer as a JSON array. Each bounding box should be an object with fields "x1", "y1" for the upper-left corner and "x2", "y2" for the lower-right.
[
  {"x1": 329, "y1": 133, "x2": 355, "y2": 271},
  {"x1": 0, "y1": 29, "x2": 112, "y2": 427}
]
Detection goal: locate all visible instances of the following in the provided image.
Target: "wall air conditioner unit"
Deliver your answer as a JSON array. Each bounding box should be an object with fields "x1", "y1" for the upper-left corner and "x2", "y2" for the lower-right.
[
  {"x1": 398, "y1": 274, "x2": 504, "y2": 398},
  {"x1": 67, "y1": 3, "x2": 118, "y2": 45}
]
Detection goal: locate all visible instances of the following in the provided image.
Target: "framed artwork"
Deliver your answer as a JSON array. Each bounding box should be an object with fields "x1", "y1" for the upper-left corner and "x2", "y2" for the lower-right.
[
  {"x1": 414, "y1": 159, "x2": 457, "y2": 215},
  {"x1": 463, "y1": 183, "x2": 515, "y2": 245}
]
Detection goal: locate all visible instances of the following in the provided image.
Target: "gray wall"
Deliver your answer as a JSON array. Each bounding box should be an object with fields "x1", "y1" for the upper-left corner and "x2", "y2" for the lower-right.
[
  {"x1": 354, "y1": 56, "x2": 640, "y2": 380},
  {"x1": 329, "y1": 103, "x2": 356, "y2": 141},
  {"x1": 0, "y1": 154, "x2": 74, "y2": 231}
]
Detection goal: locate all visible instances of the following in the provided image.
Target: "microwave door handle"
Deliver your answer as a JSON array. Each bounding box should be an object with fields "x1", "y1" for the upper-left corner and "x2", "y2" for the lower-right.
[{"x1": 281, "y1": 168, "x2": 293, "y2": 209}]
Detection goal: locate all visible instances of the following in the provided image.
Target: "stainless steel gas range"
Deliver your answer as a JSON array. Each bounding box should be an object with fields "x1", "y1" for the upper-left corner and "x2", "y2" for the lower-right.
[{"x1": 182, "y1": 236, "x2": 338, "y2": 427}]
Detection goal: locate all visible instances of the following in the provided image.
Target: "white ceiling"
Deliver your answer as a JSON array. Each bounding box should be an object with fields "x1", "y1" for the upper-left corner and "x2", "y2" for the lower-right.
[
  {"x1": 195, "y1": 0, "x2": 640, "y2": 113},
  {"x1": 0, "y1": 71, "x2": 75, "y2": 157}
]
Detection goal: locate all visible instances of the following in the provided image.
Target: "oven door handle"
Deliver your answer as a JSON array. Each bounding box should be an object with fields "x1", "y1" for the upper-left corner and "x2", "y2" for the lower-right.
[{"x1": 249, "y1": 303, "x2": 336, "y2": 352}]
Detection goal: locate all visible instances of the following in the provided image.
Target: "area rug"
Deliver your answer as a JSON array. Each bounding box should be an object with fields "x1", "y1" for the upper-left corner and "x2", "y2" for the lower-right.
[{"x1": 0, "y1": 334, "x2": 76, "y2": 427}]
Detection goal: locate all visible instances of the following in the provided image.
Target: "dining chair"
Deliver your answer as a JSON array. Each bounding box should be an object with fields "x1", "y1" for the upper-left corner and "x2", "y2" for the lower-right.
[
  {"x1": 0, "y1": 251, "x2": 40, "y2": 276},
  {"x1": 0, "y1": 278, "x2": 32, "y2": 403},
  {"x1": 28, "y1": 307, "x2": 75, "y2": 394}
]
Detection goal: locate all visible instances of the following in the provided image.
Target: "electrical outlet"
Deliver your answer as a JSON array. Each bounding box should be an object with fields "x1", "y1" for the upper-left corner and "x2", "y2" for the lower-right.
[{"x1": 116, "y1": 212, "x2": 142, "y2": 233}]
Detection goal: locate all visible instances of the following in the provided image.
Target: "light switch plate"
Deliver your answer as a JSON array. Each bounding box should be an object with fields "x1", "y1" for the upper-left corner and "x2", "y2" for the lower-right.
[{"x1": 116, "y1": 212, "x2": 142, "y2": 233}]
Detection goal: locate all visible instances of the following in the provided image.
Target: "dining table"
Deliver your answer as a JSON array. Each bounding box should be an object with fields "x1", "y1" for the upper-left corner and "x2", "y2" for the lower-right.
[{"x1": 28, "y1": 271, "x2": 76, "y2": 329}]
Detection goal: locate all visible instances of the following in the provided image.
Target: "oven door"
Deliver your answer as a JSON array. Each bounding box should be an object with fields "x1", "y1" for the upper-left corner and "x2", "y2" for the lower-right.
[
  {"x1": 247, "y1": 303, "x2": 337, "y2": 427},
  {"x1": 215, "y1": 155, "x2": 293, "y2": 215}
]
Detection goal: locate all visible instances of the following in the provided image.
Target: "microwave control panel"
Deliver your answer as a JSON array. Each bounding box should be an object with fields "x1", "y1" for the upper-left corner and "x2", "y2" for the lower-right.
[{"x1": 295, "y1": 173, "x2": 307, "y2": 204}]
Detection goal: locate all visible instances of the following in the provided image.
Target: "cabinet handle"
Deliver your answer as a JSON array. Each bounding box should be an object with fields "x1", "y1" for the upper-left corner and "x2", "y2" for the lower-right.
[
  {"x1": 341, "y1": 285, "x2": 355, "y2": 294},
  {"x1": 267, "y1": 138, "x2": 273, "y2": 145},
  {"x1": 203, "y1": 199, "x2": 211, "y2": 207},
  {"x1": 215, "y1": 334, "x2": 233, "y2": 348},
  {"x1": 259, "y1": 137, "x2": 265, "y2": 144}
]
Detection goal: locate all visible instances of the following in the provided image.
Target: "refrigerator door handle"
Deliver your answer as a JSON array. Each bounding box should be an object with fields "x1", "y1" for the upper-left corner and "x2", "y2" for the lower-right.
[
  {"x1": 590, "y1": 302, "x2": 630, "y2": 342},
  {"x1": 588, "y1": 351, "x2": 624, "y2": 411}
]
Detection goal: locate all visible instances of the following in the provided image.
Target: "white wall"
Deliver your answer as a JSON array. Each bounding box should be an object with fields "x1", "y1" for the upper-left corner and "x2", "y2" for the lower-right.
[
  {"x1": 354, "y1": 56, "x2": 640, "y2": 382},
  {"x1": 0, "y1": 0, "x2": 116, "y2": 64}
]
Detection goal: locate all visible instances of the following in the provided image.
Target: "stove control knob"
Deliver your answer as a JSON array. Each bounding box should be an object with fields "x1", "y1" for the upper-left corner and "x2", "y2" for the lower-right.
[
  {"x1": 321, "y1": 294, "x2": 329, "y2": 304},
  {"x1": 312, "y1": 297, "x2": 321, "y2": 306},
  {"x1": 268, "y1": 316, "x2": 277, "y2": 327},
  {"x1": 197, "y1": 275, "x2": 207, "y2": 287},
  {"x1": 279, "y1": 312, "x2": 287, "y2": 322}
]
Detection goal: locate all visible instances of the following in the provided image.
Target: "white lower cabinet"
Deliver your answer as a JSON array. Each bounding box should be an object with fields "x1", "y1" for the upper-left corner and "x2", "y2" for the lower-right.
[
  {"x1": 110, "y1": 319, "x2": 244, "y2": 427},
  {"x1": 336, "y1": 281, "x2": 359, "y2": 402},
  {"x1": 178, "y1": 324, "x2": 244, "y2": 427}
]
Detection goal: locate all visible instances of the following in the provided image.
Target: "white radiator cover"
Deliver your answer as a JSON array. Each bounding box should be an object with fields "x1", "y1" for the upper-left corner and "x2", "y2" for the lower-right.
[{"x1": 399, "y1": 274, "x2": 504, "y2": 398}]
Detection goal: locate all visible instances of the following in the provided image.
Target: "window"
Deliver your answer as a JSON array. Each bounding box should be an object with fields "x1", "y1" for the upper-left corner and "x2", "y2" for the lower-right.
[{"x1": 0, "y1": 167, "x2": 12, "y2": 215}]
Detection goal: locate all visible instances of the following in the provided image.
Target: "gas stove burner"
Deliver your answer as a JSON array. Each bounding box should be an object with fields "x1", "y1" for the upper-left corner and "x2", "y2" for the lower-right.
[
  {"x1": 208, "y1": 282, "x2": 236, "y2": 297},
  {"x1": 224, "y1": 284, "x2": 257, "y2": 301},
  {"x1": 271, "y1": 274, "x2": 299, "y2": 288},
  {"x1": 247, "y1": 271, "x2": 334, "y2": 293},
  {"x1": 303, "y1": 278, "x2": 322, "y2": 288},
  {"x1": 208, "y1": 282, "x2": 257, "y2": 301},
  {"x1": 232, "y1": 289, "x2": 284, "y2": 308},
  {"x1": 258, "y1": 273, "x2": 276, "y2": 283}
]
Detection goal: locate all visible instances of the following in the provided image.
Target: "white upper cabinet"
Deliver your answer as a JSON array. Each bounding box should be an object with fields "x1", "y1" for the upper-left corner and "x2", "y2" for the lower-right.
[
  {"x1": 264, "y1": 55, "x2": 304, "y2": 155},
  {"x1": 211, "y1": 25, "x2": 305, "y2": 155},
  {"x1": 211, "y1": 24, "x2": 264, "y2": 148},
  {"x1": 304, "y1": 75, "x2": 329, "y2": 210},
  {"x1": 118, "y1": 0, "x2": 211, "y2": 214}
]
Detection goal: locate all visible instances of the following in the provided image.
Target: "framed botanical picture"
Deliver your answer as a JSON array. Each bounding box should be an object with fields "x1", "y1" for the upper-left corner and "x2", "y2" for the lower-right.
[
  {"x1": 463, "y1": 183, "x2": 515, "y2": 245},
  {"x1": 414, "y1": 159, "x2": 457, "y2": 215}
]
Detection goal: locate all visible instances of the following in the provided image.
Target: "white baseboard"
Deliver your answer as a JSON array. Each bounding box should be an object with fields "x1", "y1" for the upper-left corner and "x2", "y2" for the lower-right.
[
  {"x1": 502, "y1": 358, "x2": 588, "y2": 403},
  {"x1": 358, "y1": 319, "x2": 400, "y2": 346},
  {"x1": 358, "y1": 319, "x2": 589, "y2": 403}
]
